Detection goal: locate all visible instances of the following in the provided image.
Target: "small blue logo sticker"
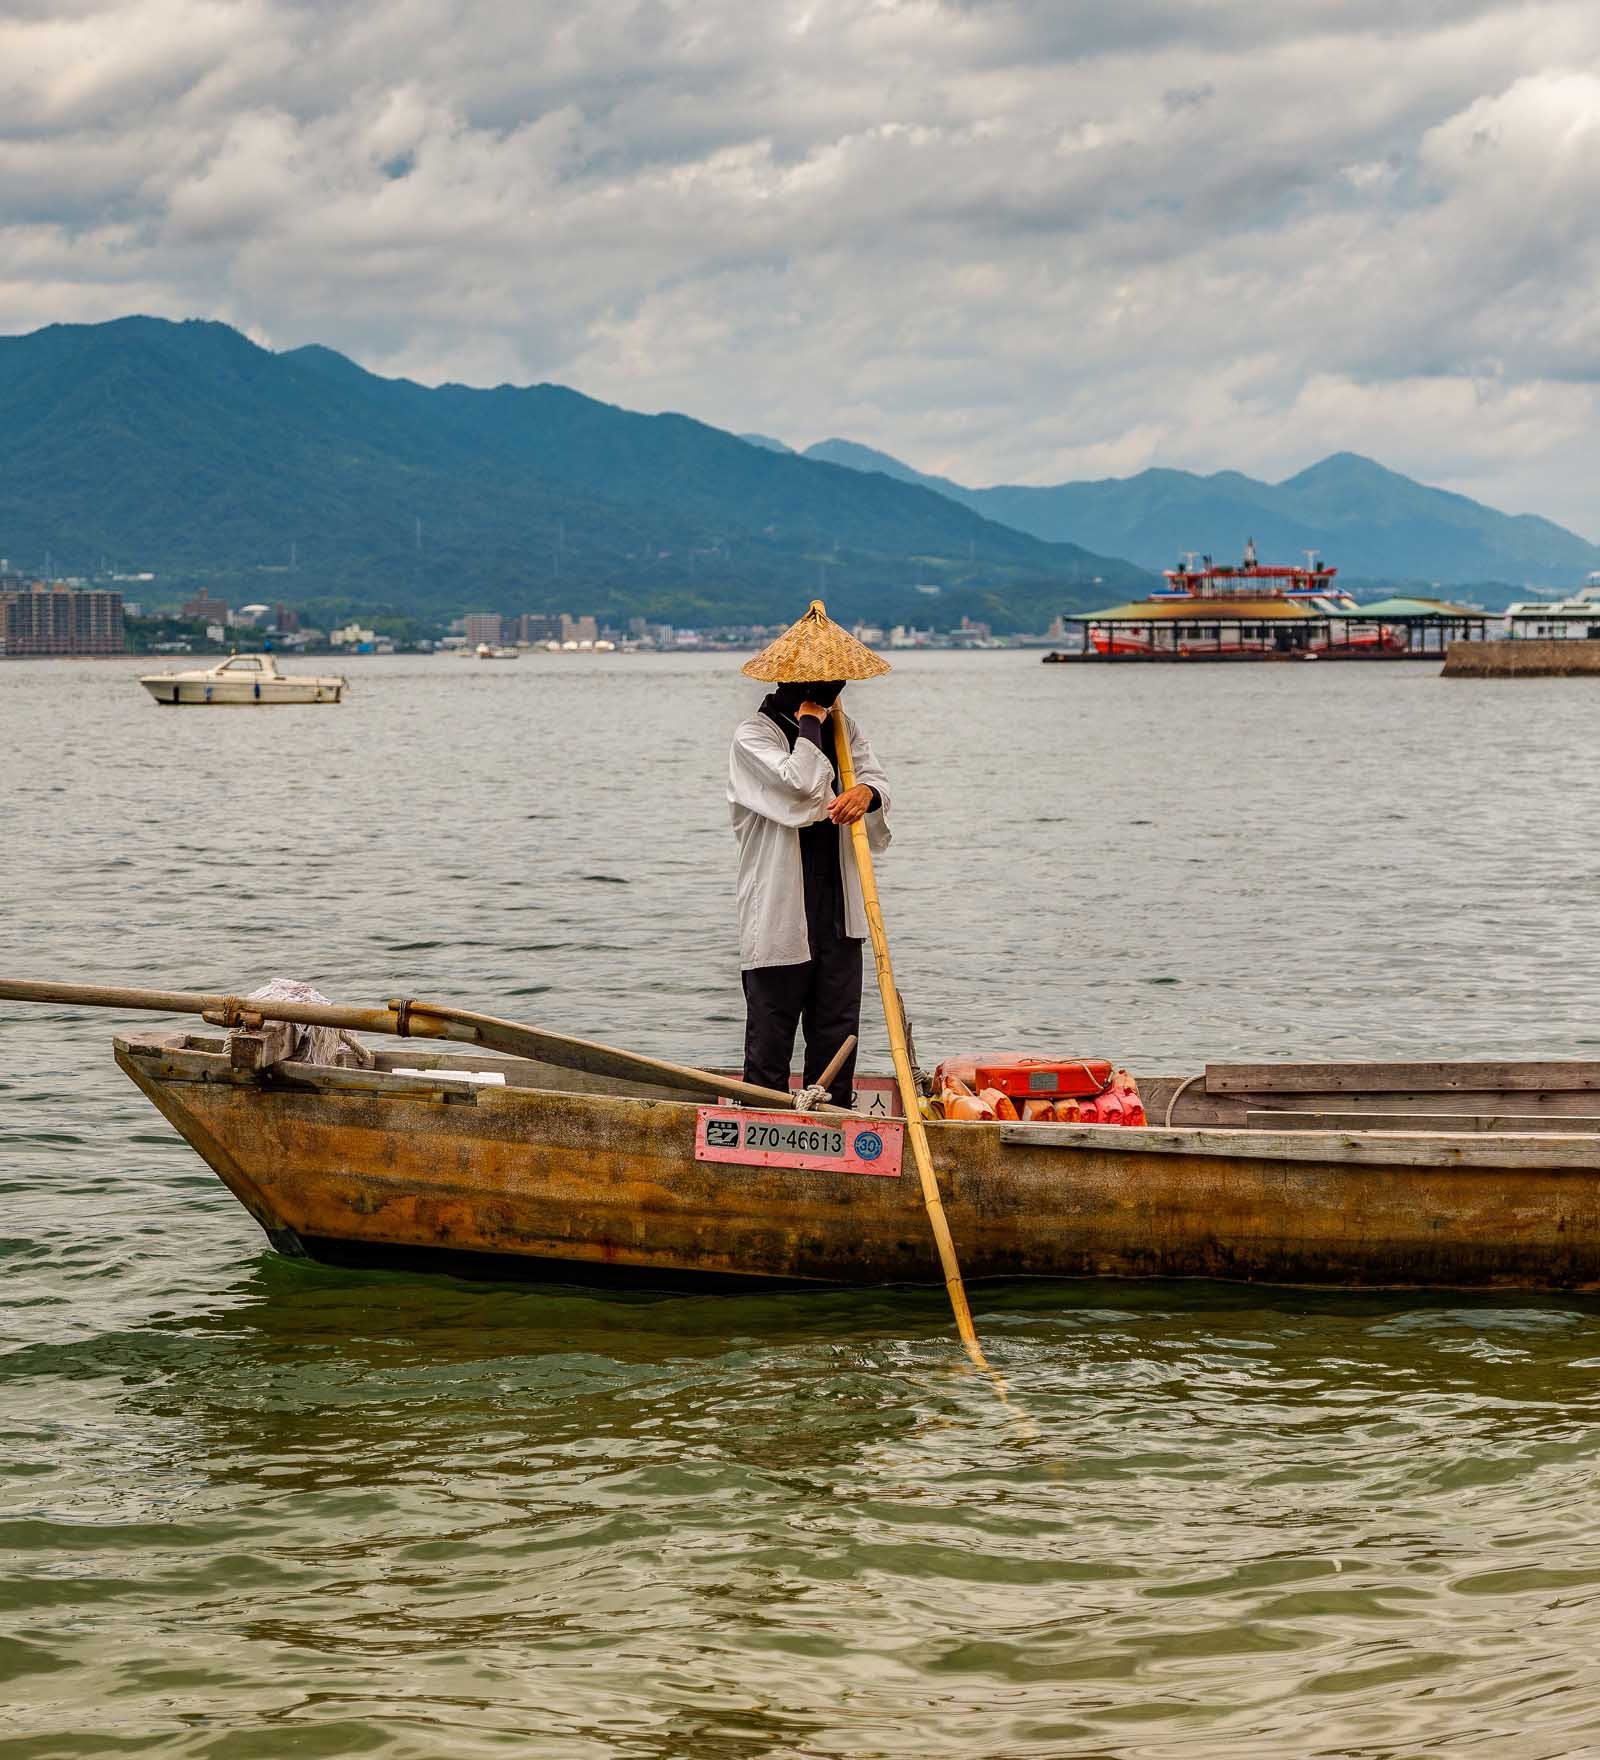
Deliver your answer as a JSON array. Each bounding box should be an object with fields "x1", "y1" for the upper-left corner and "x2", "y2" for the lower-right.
[{"x1": 854, "y1": 1130, "x2": 883, "y2": 1161}]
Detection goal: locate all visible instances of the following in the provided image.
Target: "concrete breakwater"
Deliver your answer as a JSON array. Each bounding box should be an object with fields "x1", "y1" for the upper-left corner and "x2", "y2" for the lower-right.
[{"x1": 1443, "y1": 638, "x2": 1600, "y2": 677}]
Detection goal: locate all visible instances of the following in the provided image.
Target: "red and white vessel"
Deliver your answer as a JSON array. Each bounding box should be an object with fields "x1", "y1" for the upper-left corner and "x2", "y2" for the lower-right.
[{"x1": 1078, "y1": 541, "x2": 1403, "y2": 660}]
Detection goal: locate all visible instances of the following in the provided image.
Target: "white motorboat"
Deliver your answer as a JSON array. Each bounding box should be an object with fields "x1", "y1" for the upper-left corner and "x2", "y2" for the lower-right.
[{"x1": 139, "y1": 653, "x2": 347, "y2": 706}]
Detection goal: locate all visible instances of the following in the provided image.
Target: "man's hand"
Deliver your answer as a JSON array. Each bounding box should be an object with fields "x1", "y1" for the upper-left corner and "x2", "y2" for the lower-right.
[
  {"x1": 796, "y1": 700, "x2": 831, "y2": 721},
  {"x1": 828, "y1": 784, "x2": 874, "y2": 824}
]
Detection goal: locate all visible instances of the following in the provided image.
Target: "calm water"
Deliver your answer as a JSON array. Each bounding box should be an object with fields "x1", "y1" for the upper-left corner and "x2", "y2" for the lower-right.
[{"x1": 5, "y1": 650, "x2": 1600, "y2": 1757}]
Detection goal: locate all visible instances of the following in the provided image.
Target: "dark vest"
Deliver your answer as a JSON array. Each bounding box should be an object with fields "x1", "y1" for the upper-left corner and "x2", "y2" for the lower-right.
[{"x1": 758, "y1": 696, "x2": 854, "y2": 954}]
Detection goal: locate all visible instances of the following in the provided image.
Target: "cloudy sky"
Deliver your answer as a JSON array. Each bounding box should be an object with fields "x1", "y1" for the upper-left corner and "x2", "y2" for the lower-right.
[{"x1": 5, "y1": 0, "x2": 1600, "y2": 531}]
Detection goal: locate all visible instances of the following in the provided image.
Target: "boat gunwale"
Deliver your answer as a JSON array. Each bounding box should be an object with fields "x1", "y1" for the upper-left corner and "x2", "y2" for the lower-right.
[{"x1": 114, "y1": 1030, "x2": 1600, "y2": 1173}]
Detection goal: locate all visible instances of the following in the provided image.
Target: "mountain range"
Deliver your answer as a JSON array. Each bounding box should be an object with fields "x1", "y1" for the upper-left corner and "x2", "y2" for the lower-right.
[
  {"x1": 0, "y1": 318, "x2": 1147, "y2": 632},
  {"x1": 794, "y1": 440, "x2": 1600, "y2": 592},
  {"x1": 4, "y1": 316, "x2": 1591, "y2": 634}
]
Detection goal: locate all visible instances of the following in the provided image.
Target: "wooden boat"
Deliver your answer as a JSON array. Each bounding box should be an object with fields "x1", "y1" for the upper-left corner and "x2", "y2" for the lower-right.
[
  {"x1": 139, "y1": 652, "x2": 347, "y2": 705},
  {"x1": 115, "y1": 1027, "x2": 1600, "y2": 1290}
]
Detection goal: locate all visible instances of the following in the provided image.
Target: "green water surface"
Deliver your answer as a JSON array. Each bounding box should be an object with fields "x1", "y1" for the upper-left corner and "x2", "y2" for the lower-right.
[{"x1": 6, "y1": 652, "x2": 1600, "y2": 1757}]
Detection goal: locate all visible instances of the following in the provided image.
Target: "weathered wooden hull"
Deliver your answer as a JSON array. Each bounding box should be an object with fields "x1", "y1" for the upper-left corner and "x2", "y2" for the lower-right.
[{"x1": 112, "y1": 1032, "x2": 1600, "y2": 1291}]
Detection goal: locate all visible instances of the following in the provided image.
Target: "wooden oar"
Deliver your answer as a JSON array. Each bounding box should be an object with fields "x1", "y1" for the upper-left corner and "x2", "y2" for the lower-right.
[
  {"x1": 0, "y1": 978, "x2": 844, "y2": 1113},
  {"x1": 808, "y1": 1033, "x2": 858, "y2": 1102},
  {"x1": 832, "y1": 719, "x2": 991, "y2": 1369}
]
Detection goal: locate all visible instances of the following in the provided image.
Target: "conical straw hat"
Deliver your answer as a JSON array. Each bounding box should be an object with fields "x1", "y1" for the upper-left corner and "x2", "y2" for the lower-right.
[{"x1": 741, "y1": 599, "x2": 892, "y2": 682}]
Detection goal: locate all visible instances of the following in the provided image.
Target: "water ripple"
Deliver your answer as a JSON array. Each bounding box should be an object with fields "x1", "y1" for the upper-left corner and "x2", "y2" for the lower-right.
[{"x1": 6, "y1": 653, "x2": 1600, "y2": 1755}]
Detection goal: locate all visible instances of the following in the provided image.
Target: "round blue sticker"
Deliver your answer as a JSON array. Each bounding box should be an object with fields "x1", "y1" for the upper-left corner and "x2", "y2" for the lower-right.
[{"x1": 854, "y1": 1130, "x2": 884, "y2": 1161}]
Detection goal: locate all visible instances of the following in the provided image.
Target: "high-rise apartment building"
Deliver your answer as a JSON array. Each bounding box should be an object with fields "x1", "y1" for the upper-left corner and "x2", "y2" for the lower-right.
[
  {"x1": 560, "y1": 613, "x2": 599, "y2": 645},
  {"x1": 464, "y1": 612, "x2": 503, "y2": 647},
  {"x1": 1, "y1": 584, "x2": 125, "y2": 655},
  {"x1": 517, "y1": 613, "x2": 559, "y2": 644}
]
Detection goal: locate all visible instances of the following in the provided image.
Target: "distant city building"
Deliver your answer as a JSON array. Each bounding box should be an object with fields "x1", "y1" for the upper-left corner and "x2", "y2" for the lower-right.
[
  {"x1": 560, "y1": 613, "x2": 598, "y2": 645},
  {"x1": 274, "y1": 604, "x2": 300, "y2": 634},
  {"x1": 0, "y1": 565, "x2": 24, "y2": 656},
  {"x1": 627, "y1": 618, "x2": 675, "y2": 648},
  {"x1": 330, "y1": 623, "x2": 377, "y2": 648},
  {"x1": 517, "y1": 613, "x2": 559, "y2": 644},
  {"x1": 182, "y1": 590, "x2": 229, "y2": 625},
  {"x1": 464, "y1": 612, "x2": 503, "y2": 647},
  {"x1": 1, "y1": 584, "x2": 125, "y2": 655}
]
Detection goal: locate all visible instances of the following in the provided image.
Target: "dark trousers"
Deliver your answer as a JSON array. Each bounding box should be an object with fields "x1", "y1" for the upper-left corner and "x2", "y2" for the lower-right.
[{"x1": 742, "y1": 937, "x2": 863, "y2": 1108}]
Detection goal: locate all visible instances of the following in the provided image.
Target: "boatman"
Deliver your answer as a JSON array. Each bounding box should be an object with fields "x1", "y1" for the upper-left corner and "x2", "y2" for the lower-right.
[{"x1": 728, "y1": 600, "x2": 892, "y2": 1109}]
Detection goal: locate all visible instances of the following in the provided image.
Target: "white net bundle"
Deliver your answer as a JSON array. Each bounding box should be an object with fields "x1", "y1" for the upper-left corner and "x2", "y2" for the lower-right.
[{"x1": 243, "y1": 977, "x2": 373, "y2": 1067}]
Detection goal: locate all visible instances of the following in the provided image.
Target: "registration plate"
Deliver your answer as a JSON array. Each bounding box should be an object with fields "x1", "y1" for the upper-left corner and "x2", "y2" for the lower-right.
[{"x1": 694, "y1": 1108, "x2": 903, "y2": 1177}]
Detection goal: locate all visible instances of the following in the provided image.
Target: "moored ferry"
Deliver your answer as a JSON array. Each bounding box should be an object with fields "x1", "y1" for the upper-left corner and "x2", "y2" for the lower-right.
[
  {"x1": 1049, "y1": 542, "x2": 1488, "y2": 661},
  {"x1": 1085, "y1": 542, "x2": 1388, "y2": 659}
]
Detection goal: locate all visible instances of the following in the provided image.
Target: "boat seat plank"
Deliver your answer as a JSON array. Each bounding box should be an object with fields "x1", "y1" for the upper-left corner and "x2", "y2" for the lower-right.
[
  {"x1": 366, "y1": 1045, "x2": 700, "y2": 1102},
  {"x1": 1206, "y1": 1061, "x2": 1600, "y2": 1095},
  {"x1": 274, "y1": 1062, "x2": 480, "y2": 1103},
  {"x1": 997, "y1": 1122, "x2": 1600, "y2": 1170},
  {"x1": 1244, "y1": 1109, "x2": 1600, "y2": 1135},
  {"x1": 1151, "y1": 1079, "x2": 1600, "y2": 1129}
]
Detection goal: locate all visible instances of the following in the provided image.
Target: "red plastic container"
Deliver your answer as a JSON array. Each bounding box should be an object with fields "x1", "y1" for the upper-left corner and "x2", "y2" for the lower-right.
[
  {"x1": 1095, "y1": 1086, "x2": 1127, "y2": 1127},
  {"x1": 978, "y1": 1087, "x2": 1020, "y2": 1121},
  {"x1": 970, "y1": 1058, "x2": 1114, "y2": 1100}
]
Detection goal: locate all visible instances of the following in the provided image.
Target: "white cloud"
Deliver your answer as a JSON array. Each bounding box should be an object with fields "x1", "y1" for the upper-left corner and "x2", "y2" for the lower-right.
[{"x1": 2, "y1": 0, "x2": 1600, "y2": 533}]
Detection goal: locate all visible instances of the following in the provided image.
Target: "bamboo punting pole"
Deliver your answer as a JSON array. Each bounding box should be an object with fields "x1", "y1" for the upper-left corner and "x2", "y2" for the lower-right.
[
  {"x1": 832, "y1": 716, "x2": 991, "y2": 1370},
  {"x1": 0, "y1": 978, "x2": 841, "y2": 1112}
]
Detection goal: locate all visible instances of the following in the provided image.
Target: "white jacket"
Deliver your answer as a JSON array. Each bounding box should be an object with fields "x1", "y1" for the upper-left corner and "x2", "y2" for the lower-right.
[{"x1": 728, "y1": 709, "x2": 892, "y2": 969}]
